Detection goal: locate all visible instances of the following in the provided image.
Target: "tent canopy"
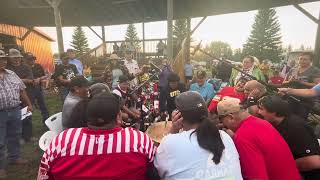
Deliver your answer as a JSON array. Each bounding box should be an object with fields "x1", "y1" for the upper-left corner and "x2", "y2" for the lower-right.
[{"x1": 0, "y1": 0, "x2": 318, "y2": 26}]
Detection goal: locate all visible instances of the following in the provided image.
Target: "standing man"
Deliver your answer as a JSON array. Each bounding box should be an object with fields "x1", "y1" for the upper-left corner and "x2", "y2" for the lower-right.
[
  {"x1": 24, "y1": 52, "x2": 49, "y2": 123},
  {"x1": 124, "y1": 51, "x2": 140, "y2": 77},
  {"x1": 124, "y1": 51, "x2": 140, "y2": 85},
  {"x1": 184, "y1": 59, "x2": 193, "y2": 84},
  {"x1": 0, "y1": 50, "x2": 32, "y2": 179},
  {"x1": 67, "y1": 49, "x2": 83, "y2": 75},
  {"x1": 217, "y1": 97, "x2": 301, "y2": 180},
  {"x1": 52, "y1": 52, "x2": 78, "y2": 102},
  {"x1": 6, "y1": 49, "x2": 34, "y2": 143},
  {"x1": 159, "y1": 59, "x2": 172, "y2": 91}
]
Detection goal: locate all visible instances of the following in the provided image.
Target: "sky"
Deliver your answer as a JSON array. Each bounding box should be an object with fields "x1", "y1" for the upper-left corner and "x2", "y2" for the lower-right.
[{"x1": 38, "y1": 1, "x2": 320, "y2": 53}]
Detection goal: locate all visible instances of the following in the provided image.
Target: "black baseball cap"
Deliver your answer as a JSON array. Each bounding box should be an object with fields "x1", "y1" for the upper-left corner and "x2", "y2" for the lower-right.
[
  {"x1": 118, "y1": 75, "x2": 129, "y2": 83},
  {"x1": 60, "y1": 52, "x2": 69, "y2": 60},
  {"x1": 24, "y1": 52, "x2": 36, "y2": 60},
  {"x1": 70, "y1": 76, "x2": 89, "y2": 88},
  {"x1": 175, "y1": 91, "x2": 207, "y2": 112},
  {"x1": 66, "y1": 49, "x2": 76, "y2": 53},
  {"x1": 89, "y1": 83, "x2": 110, "y2": 97},
  {"x1": 87, "y1": 92, "x2": 121, "y2": 125}
]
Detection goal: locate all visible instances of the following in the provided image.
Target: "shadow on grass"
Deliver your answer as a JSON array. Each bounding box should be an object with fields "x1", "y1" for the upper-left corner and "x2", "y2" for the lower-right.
[{"x1": 7, "y1": 92, "x2": 62, "y2": 180}]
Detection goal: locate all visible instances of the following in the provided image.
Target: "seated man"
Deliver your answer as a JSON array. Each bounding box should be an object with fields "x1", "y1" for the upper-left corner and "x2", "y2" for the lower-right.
[
  {"x1": 258, "y1": 95, "x2": 320, "y2": 180},
  {"x1": 112, "y1": 75, "x2": 140, "y2": 122},
  {"x1": 159, "y1": 73, "x2": 186, "y2": 117},
  {"x1": 68, "y1": 83, "x2": 111, "y2": 128},
  {"x1": 189, "y1": 70, "x2": 215, "y2": 103},
  {"x1": 37, "y1": 92, "x2": 156, "y2": 180},
  {"x1": 62, "y1": 76, "x2": 89, "y2": 129},
  {"x1": 243, "y1": 80, "x2": 268, "y2": 116},
  {"x1": 217, "y1": 97, "x2": 301, "y2": 180},
  {"x1": 208, "y1": 77, "x2": 247, "y2": 113}
]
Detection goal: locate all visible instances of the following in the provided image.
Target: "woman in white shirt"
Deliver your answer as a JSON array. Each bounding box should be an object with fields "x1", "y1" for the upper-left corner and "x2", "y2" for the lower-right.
[{"x1": 154, "y1": 91, "x2": 243, "y2": 180}]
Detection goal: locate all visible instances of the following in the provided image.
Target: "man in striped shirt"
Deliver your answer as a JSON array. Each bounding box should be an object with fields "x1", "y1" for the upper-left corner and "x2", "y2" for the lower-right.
[{"x1": 37, "y1": 92, "x2": 156, "y2": 180}]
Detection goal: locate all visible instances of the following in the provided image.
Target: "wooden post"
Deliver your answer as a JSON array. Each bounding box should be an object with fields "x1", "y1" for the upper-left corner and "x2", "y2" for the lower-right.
[
  {"x1": 186, "y1": 18, "x2": 191, "y2": 62},
  {"x1": 314, "y1": 12, "x2": 320, "y2": 67},
  {"x1": 53, "y1": 1, "x2": 64, "y2": 57},
  {"x1": 101, "y1": 26, "x2": 106, "y2": 56},
  {"x1": 167, "y1": 0, "x2": 173, "y2": 61},
  {"x1": 142, "y1": 21, "x2": 145, "y2": 60},
  {"x1": 46, "y1": 0, "x2": 64, "y2": 58}
]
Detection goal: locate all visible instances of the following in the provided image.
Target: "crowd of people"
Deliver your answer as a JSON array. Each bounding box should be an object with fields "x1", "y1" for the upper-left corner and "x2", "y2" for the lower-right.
[{"x1": 1, "y1": 46, "x2": 320, "y2": 179}]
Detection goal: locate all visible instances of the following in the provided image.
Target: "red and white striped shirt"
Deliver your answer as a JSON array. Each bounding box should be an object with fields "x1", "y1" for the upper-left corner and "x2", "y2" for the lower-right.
[{"x1": 37, "y1": 127, "x2": 156, "y2": 180}]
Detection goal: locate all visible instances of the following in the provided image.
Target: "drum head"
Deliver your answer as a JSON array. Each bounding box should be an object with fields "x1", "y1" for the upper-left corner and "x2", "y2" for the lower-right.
[{"x1": 146, "y1": 121, "x2": 172, "y2": 144}]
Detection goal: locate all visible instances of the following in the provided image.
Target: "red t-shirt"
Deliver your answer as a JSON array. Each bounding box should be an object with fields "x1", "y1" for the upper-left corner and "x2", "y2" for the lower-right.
[
  {"x1": 269, "y1": 76, "x2": 284, "y2": 84},
  {"x1": 37, "y1": 127, "x2": 156, "y2": 180},
  {"x1": 234, "y1": 116, "x2": 300, "y2": 180},
  {"x1": 208, "y1": 87, "x2": 245, "y2": 113}
]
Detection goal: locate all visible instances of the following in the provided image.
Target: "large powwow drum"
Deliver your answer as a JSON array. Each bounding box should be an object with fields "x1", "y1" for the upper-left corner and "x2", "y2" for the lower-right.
[{"x1": 146, "y1": 121, "x2": 172, "y2": 146}]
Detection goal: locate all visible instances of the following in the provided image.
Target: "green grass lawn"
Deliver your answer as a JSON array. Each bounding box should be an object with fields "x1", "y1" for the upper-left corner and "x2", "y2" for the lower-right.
[{"x1": 6, "y1": 92, "x2": 62, "y2": 180}]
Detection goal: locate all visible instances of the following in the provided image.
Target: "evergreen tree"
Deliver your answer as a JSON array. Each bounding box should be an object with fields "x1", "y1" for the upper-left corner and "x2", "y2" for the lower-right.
[
  {"x1": 173, "y1": 18, "x2": 189, "y2": 56},
  {"x1": 70, "y1": 26, "x2": 89, "y2": 55},
  {"x1": 125, "y1": 24, "x2": 140, "y2": 50},
  {"x1": 243, "y1": 8, "x2": 282, "y2": 62}
]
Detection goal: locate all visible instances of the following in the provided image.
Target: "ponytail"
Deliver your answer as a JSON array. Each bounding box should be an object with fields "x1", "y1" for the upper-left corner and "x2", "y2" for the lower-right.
[{"x1": 192, "y1": 117, "x2": 225, "y2": 164}]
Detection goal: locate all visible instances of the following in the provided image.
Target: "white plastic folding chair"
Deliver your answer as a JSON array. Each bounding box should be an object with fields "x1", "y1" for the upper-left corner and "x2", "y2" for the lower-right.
[{"x1": 45, "y1": 112, "x2": 63, "y2": 134}]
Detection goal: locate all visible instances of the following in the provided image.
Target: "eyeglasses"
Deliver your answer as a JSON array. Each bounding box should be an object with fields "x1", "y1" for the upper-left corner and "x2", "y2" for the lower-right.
[{"x1": 218, "y1": 113, "x2": 232, "y2": 120}]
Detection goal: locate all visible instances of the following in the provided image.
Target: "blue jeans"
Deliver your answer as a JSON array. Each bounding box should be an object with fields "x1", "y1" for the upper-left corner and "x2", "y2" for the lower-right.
[
  {"x1": 59, "y1": 86, "x2": 69, "y2": 103},
  {"x1": 0, "y1": 107, "x2": 21, "y2": 169},
  {"x1": 31, "y1": 87, "x2": 49, "y2": 122}
]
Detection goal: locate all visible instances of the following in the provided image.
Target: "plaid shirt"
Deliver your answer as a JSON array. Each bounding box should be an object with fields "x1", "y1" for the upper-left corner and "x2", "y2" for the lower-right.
[{"x1": 0, "y1": 69, "x2": 26, "y2": 110}]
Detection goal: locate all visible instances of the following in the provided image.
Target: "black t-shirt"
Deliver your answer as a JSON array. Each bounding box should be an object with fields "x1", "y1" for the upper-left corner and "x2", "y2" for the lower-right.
[
  {"x1": 53, "y1": 64, "x2": 78, "y2": 87},
  {"x1": 7, "y1": 64, "x2": 33, "y2": 91},
  {"x1": 276, "y1": 115, "x2": 320, "y2": 179},
  {"x1": 160, "y1": 83, "x2": 186, "y2": 114},
  {"x1": 31, "y1": 63, "x2": 45, "y2": 79},
  {"x1": 287, "y1": 66, "x2": 320, "y2": 89}
]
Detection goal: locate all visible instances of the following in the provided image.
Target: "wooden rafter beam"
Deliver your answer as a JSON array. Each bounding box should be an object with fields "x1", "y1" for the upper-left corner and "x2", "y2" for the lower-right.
[
  {"x1": 293, "y1": 4, "x2": 319, "y2": 24},
  {"x1": 88, "y1": 26, "x2": 103, "y2": 40},
  {"x1": 19, "y1": 27, "x2": 34, "y2": 41}
]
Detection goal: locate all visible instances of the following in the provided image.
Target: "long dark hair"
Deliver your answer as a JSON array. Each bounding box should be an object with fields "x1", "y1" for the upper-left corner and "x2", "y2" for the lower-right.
[{"x1": 183, "y1": 109, "x2": 225, "y2": 164}]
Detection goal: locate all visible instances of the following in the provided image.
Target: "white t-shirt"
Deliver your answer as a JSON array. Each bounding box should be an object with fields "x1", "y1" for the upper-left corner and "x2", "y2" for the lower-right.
[
  {"x1": 154, "y1": 129, "x2": 243, "y2": 180},
  {"x1": 124, "y1": 59, "x2": 139, "y2": 75}
]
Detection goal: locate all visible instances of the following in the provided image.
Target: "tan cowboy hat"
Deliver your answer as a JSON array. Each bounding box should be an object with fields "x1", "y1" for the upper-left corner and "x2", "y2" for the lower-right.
[
  {"x1": 8, "y1": 48, "x2": 23, "y2": 58},
  {"x1": 0, "y1": 50, "x2": 6, "y2": 58},
  {"x1": 109, "y1": 54, "x2": 121, "y2": 60},
  {"x1": 146, "y1": 121, "x2": 172, "y2": 144}
]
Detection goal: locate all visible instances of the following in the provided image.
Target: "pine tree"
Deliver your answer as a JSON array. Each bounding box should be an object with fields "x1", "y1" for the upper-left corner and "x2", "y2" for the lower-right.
[
  {"x1": 70, "y1": 26, "x2": 89, "y2": 55},
  {"x1": 125, "y1": 24, "x2": 140, "y2": 50},
  {"x1": 173, "y1": 18, "x2": 189, "y2": 56},
  {"x1": 243, "y1": 8, "x2": 282, "y2": 62}
]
